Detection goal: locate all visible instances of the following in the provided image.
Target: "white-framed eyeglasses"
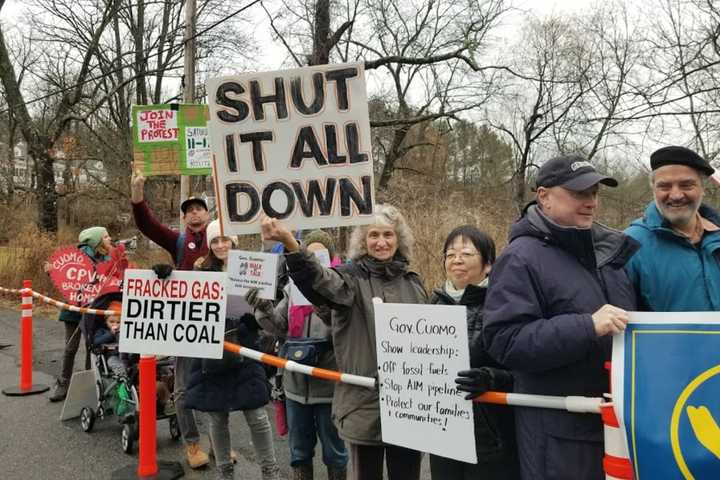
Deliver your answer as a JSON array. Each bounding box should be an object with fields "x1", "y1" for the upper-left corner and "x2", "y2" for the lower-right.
[{"x1": 444, "y1": 252, "x2": 479, "y2": 261}]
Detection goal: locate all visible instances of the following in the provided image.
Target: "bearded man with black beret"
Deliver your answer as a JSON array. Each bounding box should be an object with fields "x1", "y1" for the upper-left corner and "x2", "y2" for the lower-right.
[{"x1": 624, "y1": 145, "x2": 720, "y2": 311}]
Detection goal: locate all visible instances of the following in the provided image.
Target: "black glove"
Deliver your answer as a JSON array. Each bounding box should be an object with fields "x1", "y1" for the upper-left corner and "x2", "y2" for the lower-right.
[
  {"x1": 245, "y1": 287, "x2": 273, "y2": 314},
  {"x1": 455, "y1": 367, "x2": 494, "y2": 400},
  {"x1": 152, "y1": 263, "x2": 173, "y2": 279}
]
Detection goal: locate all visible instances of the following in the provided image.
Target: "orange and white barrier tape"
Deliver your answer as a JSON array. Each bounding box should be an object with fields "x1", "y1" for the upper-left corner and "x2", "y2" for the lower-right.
[
  {"x1": 223, "y1": 341, "x2": 377, "y2": 389},
  {"x1": 2, "y1": 287, "x2": 116, "y2": 316},
  {"x1": 474, "y1": 390, "x2": 603, "y2": 413}
]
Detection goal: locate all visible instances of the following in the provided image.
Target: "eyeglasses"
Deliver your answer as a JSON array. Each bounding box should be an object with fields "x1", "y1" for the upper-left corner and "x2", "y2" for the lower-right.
[{"x1": 444, "y1": 252, "x2": 479, "y2": 262}]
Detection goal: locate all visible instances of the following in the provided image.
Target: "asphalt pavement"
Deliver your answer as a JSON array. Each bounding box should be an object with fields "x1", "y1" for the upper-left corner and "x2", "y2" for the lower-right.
[{"x1": 0, "y1": 305, "x2": 433, "y2": 480}]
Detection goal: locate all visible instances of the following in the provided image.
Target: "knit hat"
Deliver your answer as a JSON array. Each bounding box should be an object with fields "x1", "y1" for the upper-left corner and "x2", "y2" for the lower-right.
[
  {"x1": 302, "y1": 230, "x2": 335, "y2": 258},
  {"x1": 78, "y1": 227, "x2": 108, "y2": 249},
  {"x1": 650, "y1": 146, "x2": 715, "y2": 176},
  {"x1": 205, "y1": 220, "x2": 236, "y2": 246}
]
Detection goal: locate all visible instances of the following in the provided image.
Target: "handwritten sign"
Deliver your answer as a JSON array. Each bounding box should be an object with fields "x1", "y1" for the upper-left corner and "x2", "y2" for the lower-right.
[
  {"x1": 132, "y1": 104, "x2": 211, "y2": 175},
  {"x1": 374, "y1": 301, "x2": 476, "y2": 463},
  {"x1": 120, "y1": 269, "x2": 227, "y2": 359},
  {"x1": 226, "y1": 251, "x2": 279, "y2": 300},
  {"x1": 207, "y1": 62, "x2": 375, "y2": 234}
]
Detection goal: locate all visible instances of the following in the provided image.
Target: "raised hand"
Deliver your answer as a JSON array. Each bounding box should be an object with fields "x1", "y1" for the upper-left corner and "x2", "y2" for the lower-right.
[
  {"x1": 260, "y1": 215, "x2": 299, "y2": 252},
  {"x1": 130, "y1": 162, "x2": 146, "y2": 203}
]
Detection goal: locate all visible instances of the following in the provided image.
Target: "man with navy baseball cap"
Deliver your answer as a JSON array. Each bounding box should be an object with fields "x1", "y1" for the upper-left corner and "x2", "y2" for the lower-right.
[
  {"x1": 484, "y1": 153, "x2": 637, "y2": 479},
  {"x1": 625, "y1": 145, "x2": 720, "y2": 311}
]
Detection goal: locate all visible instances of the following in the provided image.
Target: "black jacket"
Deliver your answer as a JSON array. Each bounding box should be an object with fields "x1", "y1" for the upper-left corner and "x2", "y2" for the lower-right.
[{"x1": 431, "y1": 285, "x2": 518, "y2": 466}]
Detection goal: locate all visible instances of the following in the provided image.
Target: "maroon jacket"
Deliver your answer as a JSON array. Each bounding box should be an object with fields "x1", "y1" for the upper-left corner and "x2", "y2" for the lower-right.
[{"x1": 132, "y1": 200, "x2": 208, "y2": 270}]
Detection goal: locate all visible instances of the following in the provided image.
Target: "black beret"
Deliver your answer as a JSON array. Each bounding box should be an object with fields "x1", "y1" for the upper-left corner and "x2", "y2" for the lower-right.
[{"x1": 650, "y1": 146, "x2": 714, "y2": 176}]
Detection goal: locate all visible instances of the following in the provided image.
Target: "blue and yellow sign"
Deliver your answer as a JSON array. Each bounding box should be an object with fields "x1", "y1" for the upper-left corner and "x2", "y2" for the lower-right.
[{"x1": 621, "y1": 319, "x2": 720, "y2": 479}]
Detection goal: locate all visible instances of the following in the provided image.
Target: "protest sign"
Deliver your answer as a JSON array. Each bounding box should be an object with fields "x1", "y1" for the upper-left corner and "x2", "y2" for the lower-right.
[
  {"x1": 612, "y1": 312, "x2": 720, "y2": 479},
  {"x1": 374, "y1": 302, "x2": 476, "y2": 463},
  {"x1": 132, "y1": 104, "x2": 212, "y2": 176},
  {"x1": 226, "y1": 251, "x2": 279, "y2": 300},
  {"x1": 289, "y1": 248, "x2": 331, "y2": 306},
  {"x1": 48, "y1": 246, "x2": 125, "y2": 305},
  {"x1": 207, "y1": 62, "x2": 375, "y2": 234},
  {"x1": 120, "y1": 269, "x2": 227, "y2": 359}
]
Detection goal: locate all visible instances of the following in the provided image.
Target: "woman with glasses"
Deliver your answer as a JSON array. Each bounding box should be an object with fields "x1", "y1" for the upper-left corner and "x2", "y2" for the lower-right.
[{"x1": 430, "y1": 225, "x2": 519, "y2": 480}]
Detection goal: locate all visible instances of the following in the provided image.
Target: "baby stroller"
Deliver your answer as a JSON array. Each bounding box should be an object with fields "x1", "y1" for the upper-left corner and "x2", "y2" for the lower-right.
[{"x1": 78, "y1": 292, "x2": 181, "y2": 453}]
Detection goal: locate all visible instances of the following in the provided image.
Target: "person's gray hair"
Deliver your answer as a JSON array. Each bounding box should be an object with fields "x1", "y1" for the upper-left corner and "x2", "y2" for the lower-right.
[{"x1": 347, "y1": 204, "x2": 414, "y2": 261}]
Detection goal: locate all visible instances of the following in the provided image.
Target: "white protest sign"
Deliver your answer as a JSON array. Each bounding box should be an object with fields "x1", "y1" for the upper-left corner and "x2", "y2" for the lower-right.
[
  {"x1": 374, "y1": 302, "x2": 477, "y2": 463},
  {"x1": 120, "y1": 269, "x2": 227, "y2": 359},
  {"x1": 136, "y1": 108, "x2": 179, "y2": 143},
  {"x1": 290, "y1": 248, "x2": 331, "y2": 306},
  {"x1": 207, "y1": 62, "x2": 375, "y2": 234},
  {"x1": 227, "y1": 250, "x2": 279, "y2": 300},
  {"x1": 185, "y1": 126, "x2": 211, "y2": 169}
]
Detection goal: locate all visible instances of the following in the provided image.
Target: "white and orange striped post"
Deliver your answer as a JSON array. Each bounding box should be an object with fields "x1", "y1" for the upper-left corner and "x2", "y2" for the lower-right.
[
  {"x1": 2, "y1": 280, "x2": 49, "y2": 396},
  {"x1": 603, "y1": 362, "x2": 633, "y2": 480}
]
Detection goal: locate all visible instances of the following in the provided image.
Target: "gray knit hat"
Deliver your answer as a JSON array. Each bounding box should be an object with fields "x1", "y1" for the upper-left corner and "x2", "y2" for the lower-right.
[{"x1": 303, "y1": 230, "x2": 335, "y2": 258}]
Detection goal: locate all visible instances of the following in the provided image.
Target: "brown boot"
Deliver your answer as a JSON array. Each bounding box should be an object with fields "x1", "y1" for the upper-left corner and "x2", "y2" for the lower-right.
[
  {"x1": 185, "y1": 442, "x2": 209, "y2": 469},
  {"x1": 292, "y1": 464, "x2": 313, "y2": 480},
  {"x1": 327, "y1": 466, "x2": 347, "y2": 480}
]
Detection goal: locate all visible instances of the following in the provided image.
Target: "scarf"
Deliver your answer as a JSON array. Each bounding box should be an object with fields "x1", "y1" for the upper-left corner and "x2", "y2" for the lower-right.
[{"x1": 444, "y1": 277, "x2": 489, "y2": 302}]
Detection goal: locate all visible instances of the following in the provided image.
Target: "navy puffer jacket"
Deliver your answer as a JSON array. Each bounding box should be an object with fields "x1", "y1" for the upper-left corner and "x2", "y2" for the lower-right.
[
  {"x1": 483, "y1": 203, "x2": 638, "y2": 479},
  {"x1": 184, "y1": 265, "x2": 271, "y2": 412}
]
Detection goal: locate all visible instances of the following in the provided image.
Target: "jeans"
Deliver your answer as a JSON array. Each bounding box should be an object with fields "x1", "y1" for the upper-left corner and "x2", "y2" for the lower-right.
[
  {"x1": 60, "y1": 322, "x2": 90, "y2": 381},
  {"x1": 285, "y1": 399, "x2": 348, "y2": 468},
  {"x1": 174, "y1": 356, "x2": 201, "y2": 445},
  {"x1": 207, "y1": 408, "x2": 280, "y2": 478},
  {"x1": 349, "y1": 443, "x2": 421, "y2": 480}
]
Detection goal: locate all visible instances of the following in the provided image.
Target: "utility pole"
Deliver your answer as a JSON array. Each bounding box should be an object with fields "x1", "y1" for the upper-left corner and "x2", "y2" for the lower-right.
[{"x1": 180, "y1": 0, "x2": 196, "y2": 224}]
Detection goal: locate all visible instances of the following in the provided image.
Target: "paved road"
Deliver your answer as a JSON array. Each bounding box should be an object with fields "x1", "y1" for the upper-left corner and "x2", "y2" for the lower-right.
[{"x1": 0, "y1": 305, "x2": 433, "y2": 480}]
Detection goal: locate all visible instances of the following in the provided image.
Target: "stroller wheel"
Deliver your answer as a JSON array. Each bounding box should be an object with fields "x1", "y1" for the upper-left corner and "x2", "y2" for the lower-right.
[
  {"x1": 168, "y1": 416, "x2": 181, "y2": 441},
  {"x1": 121, "y1": 423, "x2": 137, "y2": 454},
  {"x1": 80, "y1": 407, "x2": 95, "y2": 432}
]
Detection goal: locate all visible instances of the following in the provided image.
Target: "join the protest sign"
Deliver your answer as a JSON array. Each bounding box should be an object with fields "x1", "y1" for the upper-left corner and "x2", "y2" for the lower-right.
[
  {"x1": 120, "y1": 269, "x2": 227, "y2": 359},
  {"x1": 374, "y1": 302, "x2": 477, "y2": 464},
  {"x1": 612, "y1": 312, "x2": 720, "y2": 479},
  {"x1": 226, "y1": 250, "x2": 279, "y2": 300},
  {"x1": 207, "y1": 62, "x2": 375, "y2": 234},
  {"x1": 132, "y1": 104, "x2": 212, "y2": 176}
]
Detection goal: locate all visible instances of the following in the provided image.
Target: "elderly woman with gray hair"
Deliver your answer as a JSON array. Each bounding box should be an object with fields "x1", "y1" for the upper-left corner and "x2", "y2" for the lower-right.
[{"x1": 260, "y1": 205, "x2": 428, "y2": 480}]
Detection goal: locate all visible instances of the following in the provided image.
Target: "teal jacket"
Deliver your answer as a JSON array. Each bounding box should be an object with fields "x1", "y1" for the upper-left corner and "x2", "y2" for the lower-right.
[
  {"x1": 58, "y1": 244, "x2": 110, "y2": 323},
  {"x1": 624, "y1": 202, "x2": 720, "y2": 311}
]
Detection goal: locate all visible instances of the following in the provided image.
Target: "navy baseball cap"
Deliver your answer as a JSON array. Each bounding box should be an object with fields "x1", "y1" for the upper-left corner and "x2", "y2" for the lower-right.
[
  {"x1": 536, "y1": 154, "x2": 618, "y2": 191},
  {"x1": 180, "y1": 196, "x2": 208, "y2": 214}
]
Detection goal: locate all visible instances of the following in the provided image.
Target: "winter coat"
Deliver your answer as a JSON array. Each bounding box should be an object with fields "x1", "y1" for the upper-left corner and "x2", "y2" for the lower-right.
[
  {"x1": 430, "y1": 285, "x2": 518, "y2": 467},
  {"x1": 131, "y1": 199, "x2": 208, "y2": 270},
  {"x1": 183, "y1": 264, "x2": 271, "y2": 413},
  {"x1": 483, "y1": 203, "x2": 638, "y2": 480},
  {"x1": 255, "y1": 290, "x2": 337, "y2": 404},
  {"x1": 286, "y1": 249, "x2": 428, "y2": 445},
  {"x1": 59, "y1": 244, "x2": 110, "y2": 324},
  {"x1": 625, "y1": 202, "x2": 720, "y2": 311}
]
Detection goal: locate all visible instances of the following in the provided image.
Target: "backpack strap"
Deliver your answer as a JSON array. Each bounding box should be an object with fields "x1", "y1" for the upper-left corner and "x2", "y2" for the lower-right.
[{"x1": 175, "y1": 232, "x2": 186, "y2": 267}]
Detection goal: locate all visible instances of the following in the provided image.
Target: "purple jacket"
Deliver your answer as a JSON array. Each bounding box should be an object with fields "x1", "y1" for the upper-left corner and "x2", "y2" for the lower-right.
[{"x1": 483, "y1": 203, "x2": 638, "y2": 479}]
